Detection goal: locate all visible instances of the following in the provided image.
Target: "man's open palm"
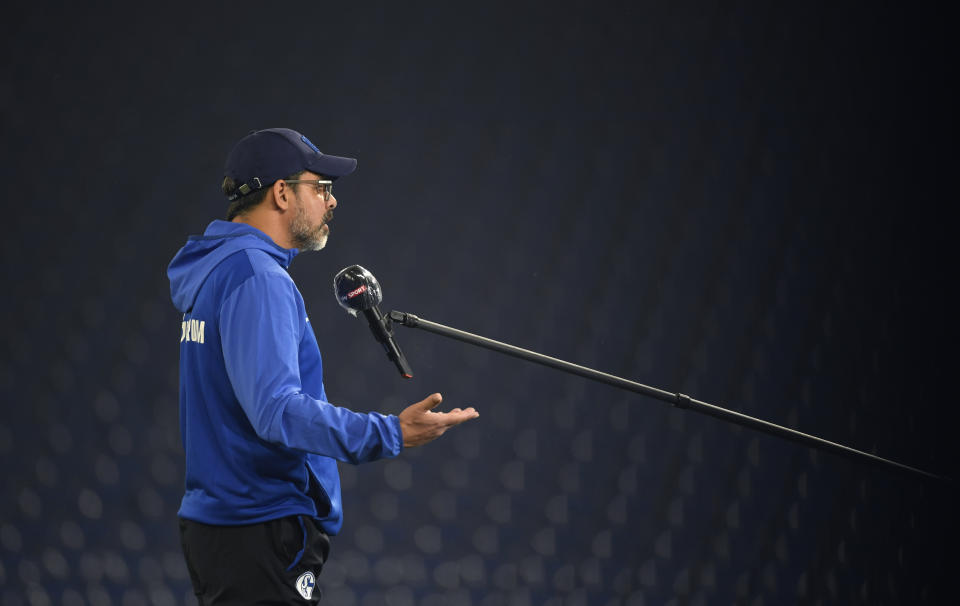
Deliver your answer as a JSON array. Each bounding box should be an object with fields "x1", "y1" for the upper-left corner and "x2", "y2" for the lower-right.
[{"x1": 398, "y1": 393, "x2": 479, "y2": 448}]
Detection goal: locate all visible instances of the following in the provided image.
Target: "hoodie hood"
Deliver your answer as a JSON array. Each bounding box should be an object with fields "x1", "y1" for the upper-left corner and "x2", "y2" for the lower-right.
[{"x1": 168, "y1": 220, "x2": 298, "y2": 313}]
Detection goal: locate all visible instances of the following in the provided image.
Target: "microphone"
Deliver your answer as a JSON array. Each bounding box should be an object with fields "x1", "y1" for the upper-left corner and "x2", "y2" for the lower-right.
[{"x1": 334, "y1": 265, "x2": 413, "y2": 379}]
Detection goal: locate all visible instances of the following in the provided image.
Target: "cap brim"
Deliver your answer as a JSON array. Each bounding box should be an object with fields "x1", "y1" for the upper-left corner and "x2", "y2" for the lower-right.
[{"x1": 307, "y1": 153, "x2": 358, "y2": 180}]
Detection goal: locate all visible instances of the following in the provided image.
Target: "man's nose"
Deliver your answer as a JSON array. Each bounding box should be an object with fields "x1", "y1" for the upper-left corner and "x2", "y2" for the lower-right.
[{"x1": 327, "y1": 194, "x2": 337, "y2": 210}]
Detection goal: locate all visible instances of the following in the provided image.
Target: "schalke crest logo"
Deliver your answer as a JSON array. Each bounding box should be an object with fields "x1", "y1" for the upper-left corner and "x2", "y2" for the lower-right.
[{"x1": 295, "y1": 571, "x2": 316, "y2": 600}]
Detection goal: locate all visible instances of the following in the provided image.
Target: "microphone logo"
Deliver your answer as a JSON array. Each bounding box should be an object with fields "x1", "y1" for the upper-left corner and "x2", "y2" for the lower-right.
[{"x1": 346, "y1": 284, "x2": 368, "y2": 299}]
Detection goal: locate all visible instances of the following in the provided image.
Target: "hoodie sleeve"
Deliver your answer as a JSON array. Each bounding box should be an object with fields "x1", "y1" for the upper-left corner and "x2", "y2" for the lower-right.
[{"x1": 219, "y1": 270, "x2": 403, "y2": 463}]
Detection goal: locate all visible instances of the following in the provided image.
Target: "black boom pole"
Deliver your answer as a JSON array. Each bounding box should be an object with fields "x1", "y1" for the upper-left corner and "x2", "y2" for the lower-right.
[{"x1": 387, "y1": 310, "x2": 947, "y2": 483}]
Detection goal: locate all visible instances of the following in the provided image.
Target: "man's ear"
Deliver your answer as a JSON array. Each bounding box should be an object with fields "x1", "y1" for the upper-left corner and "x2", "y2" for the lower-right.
[{"x1": 272, "y1": 179, "x2": 290, "y2": 211}]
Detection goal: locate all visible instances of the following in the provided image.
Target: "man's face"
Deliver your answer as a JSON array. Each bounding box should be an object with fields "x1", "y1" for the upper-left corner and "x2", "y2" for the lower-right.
[{"x1": 289, "y1": 171, "x2": 337, "y2": 251}]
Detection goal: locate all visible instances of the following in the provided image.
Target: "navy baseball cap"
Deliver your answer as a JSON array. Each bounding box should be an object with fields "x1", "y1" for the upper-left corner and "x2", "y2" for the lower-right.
[{"x1": 224, "y1": 128, "x2": 358, "y2": 201}]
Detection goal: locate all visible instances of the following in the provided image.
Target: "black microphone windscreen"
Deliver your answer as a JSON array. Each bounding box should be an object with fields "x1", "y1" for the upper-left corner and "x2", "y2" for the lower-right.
[{"x1": 334, "y1": 265, "x2": 383, "y2": 315}]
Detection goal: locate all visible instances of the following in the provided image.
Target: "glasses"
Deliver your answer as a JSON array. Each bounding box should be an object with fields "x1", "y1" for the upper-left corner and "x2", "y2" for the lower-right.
[{"x1": 284, "y1": 179, "x2": 333, "y2": 201}]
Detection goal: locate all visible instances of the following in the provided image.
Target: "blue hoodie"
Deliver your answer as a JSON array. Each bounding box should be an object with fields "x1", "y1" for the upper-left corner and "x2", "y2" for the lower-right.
[{"x1": 167, "y1": 220, "x2": 403, "y2": 534}]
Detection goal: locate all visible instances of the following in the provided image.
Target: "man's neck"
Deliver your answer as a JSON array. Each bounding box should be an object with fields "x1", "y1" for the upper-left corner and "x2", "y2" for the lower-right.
[{"x1": 233, "y1": 213, "x2": 293, "y2": 249}]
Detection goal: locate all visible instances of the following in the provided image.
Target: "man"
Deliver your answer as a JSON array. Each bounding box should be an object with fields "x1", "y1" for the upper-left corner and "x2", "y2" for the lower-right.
[{"x1": 167, "y1": 128, "x2": 479, "y2": 604}]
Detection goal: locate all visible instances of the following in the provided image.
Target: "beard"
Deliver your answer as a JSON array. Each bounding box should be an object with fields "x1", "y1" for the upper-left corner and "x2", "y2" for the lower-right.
[{"x1": 289, "y1": 199, "x2": 330, "y2": 252}]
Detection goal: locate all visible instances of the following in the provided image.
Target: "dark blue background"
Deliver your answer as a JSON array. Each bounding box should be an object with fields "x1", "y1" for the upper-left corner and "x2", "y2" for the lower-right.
[{"x1": 2, "y1": 2, "x2": 955, "y2": 604}]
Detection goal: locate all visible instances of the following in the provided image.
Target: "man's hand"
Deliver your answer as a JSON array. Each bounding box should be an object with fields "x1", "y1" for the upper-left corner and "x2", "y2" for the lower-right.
[{"x1": 399, "y1": 393, "x2": 479, "y2": 448}]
